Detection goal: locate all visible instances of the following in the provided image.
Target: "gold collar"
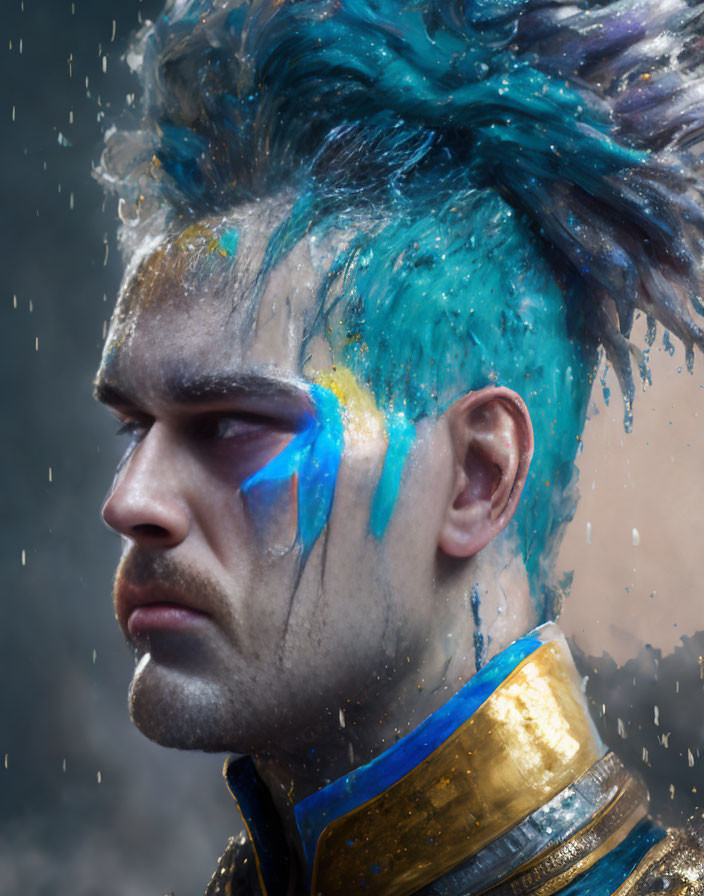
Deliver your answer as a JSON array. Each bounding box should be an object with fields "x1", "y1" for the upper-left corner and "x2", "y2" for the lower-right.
[{"x1": 296, "y1": 624, "x2": 647, "y2": 896}]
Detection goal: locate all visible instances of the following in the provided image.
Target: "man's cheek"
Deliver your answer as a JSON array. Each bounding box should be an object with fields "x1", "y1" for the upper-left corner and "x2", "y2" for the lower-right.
[{"x1": 241, "y1": 473, "x2": 300, "y2": 555}]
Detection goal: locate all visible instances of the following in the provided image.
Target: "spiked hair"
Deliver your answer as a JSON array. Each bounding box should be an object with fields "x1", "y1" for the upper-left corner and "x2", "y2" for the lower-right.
[{"x1": 98, "y1": 0, "x2": 704, "y2": 607}]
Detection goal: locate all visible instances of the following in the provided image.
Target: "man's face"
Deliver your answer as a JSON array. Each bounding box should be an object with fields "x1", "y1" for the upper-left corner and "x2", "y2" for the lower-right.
[{"x1": 97, "y1": 205, "x2": 455, "y2": 756}]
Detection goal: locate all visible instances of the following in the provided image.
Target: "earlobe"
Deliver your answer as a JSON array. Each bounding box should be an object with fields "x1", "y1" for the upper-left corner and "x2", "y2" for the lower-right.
[{"x1": 438, "y1": 387, "x2": 533, "y2": 558}]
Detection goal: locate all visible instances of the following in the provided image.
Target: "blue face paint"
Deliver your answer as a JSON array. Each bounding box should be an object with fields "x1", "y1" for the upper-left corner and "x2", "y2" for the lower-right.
[
  {"x1": 241, "y1": 384, "x2": 344, "y2": 560},
  {"x1": 369, "y1": 413, "x2": 416, "y2": 539}
]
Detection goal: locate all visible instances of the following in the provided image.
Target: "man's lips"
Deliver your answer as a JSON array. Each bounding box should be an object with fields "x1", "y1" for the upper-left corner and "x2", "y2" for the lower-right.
[
  {"x1": 115, "y1": 582, "x2": 211, "y2": 640},
  {"x1": 127, "y1": 603, "x2": 209, "y2": 639}
]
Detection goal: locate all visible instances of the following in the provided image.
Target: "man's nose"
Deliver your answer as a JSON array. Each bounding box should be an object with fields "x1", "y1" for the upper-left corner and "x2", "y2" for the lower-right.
[{"x1": 101, "y1": 424, "x2": 190, "y2": 548}]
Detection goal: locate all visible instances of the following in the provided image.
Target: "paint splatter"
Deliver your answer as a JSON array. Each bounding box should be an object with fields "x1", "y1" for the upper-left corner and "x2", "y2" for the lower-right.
[
  {"x1": 469, "y1": 584, "x2": 486, "y2": 672},
  {"x1": 218, "y1": 228, "x2": 239, "y2": 258},
  {"x1": 241, "y1": 384, "x2": 344, "y2": 559}
]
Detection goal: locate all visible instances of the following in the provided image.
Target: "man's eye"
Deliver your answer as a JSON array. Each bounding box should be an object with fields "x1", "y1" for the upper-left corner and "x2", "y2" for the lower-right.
[
  {"x1": 194, "y1": 413, "x2": 295, "y2": 482},
  {"x1": 198, "y1": 413, "x2": 287, "y2": 441}
]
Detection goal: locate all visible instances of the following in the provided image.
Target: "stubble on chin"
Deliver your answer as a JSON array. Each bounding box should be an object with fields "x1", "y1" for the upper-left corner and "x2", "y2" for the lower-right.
[{"x1": 128, "y1": 653, "x2": 240, "y2": 752}]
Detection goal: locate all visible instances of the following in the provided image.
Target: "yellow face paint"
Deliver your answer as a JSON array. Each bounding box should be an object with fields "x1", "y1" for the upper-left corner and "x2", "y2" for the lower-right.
[{"x1": 313, "y1": 366, "x2": 386, "y2": 445}]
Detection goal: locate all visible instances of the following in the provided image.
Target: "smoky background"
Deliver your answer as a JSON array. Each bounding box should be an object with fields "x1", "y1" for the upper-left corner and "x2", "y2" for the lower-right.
[{"x1": 0, "y1": 1, "x2": 702, "y2": 895}]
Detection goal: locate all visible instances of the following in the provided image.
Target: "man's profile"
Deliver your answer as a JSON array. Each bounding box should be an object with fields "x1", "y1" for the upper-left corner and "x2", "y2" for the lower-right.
[{"x1": 95, "y1": 0, "x2": 704, "y2": 892}]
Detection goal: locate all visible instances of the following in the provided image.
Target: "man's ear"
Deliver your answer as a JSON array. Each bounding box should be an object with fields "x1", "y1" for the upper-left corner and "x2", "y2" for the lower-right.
[{"x1": 438, "y1": 386, "x2": 533, "y2": 558}]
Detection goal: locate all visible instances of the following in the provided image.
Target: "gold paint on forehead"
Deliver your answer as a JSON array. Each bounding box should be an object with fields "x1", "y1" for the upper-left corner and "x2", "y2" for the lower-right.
[
  {"x1": 311, "y1": 640, "x2": 604, "y2": 896},
  {"x1": 126, "y1": 223, "x2": 231, "y2": 309},
  {"x1": 172, "y1": 221, "x2": 220, "y2": 255}
]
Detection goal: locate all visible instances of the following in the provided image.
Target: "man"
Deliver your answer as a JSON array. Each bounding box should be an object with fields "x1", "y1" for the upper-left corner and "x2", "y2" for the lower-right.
[{"x1": 96, "y1": 0, "x2": 704, "y2": 892}]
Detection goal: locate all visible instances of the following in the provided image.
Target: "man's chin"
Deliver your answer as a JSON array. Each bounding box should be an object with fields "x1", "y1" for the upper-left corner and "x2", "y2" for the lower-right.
[{"x1": 127, "y1": 652, "x2": 240, "y2": 752}]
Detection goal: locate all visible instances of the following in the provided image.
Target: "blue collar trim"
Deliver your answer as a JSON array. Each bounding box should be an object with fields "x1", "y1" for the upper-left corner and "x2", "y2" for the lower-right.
[{"x1": 554, "y1": 818, "x2": 664, "y2": 896}]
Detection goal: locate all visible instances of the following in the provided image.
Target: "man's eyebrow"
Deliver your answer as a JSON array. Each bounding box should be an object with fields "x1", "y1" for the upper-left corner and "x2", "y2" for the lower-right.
[
  {"x1": 164, "y1": 371, "x2": 309, "y2": 405},
  {"x1": 94, "y1": 370, "x2": 309, "y2": 408}
]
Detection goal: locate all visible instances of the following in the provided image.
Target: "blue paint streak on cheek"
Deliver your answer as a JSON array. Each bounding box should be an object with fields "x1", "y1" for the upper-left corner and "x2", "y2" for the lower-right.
[
  {"x1": 241, "y1": 384, "x2": 344, "y2": 559},
  {"x1": 369, "y1": 413, "x2": 415, "y2": 539},
  {"x1": 296, "y1": 385, "x2": 345, "y2": 555}
]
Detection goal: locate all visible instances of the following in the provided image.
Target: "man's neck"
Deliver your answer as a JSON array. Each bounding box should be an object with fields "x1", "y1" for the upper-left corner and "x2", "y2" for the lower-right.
[
  {"x1": 223, "y1": 623, "x2": 656, "y2": 895},
  {"x1": 252, "y1": 557, "x2": 536, "y2": 847}
]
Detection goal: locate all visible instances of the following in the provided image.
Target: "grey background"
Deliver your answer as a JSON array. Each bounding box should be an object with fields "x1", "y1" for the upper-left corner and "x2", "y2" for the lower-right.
[
  {"x1": 1, "y1": 2, "x2": 702, "y2": 895},
  {"x1": 2, "y1": 3, "x2": 237, "y2": 894}
]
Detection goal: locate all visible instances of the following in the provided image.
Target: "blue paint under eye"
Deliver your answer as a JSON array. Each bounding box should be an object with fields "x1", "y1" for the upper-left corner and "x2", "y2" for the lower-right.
[
  {"x1": 370, "y1": 413, "x2": 415, "y2": 539},
  {"x1": 296, "y1": 386, "x2": 345, "y2": 554},
  {"x1": 218, "y1": 228, "x2": 240, "y2": 258},
  {"x1": 241, "y1": 384, "x2": 344, "y2": 558}
]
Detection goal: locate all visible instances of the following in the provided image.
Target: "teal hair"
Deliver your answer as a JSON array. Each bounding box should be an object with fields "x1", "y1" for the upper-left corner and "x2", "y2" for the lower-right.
[
  {"x1": 98, "y1": 0, "x2": 704, "y2": 614},
  {"x1": 303, "y1": 187, "x2": 596, "y2": 590}
]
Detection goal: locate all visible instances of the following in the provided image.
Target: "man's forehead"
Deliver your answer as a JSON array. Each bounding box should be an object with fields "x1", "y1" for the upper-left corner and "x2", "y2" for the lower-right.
[
  {"x1": 95, "y1": 357, "x2": 312, "y2": 414},
  {"x1": 116, "y1": 220, "x2": 266, "y2": 320},
  {"x1": 97, "y1": 206, "x2": 341, "y2": 406}
]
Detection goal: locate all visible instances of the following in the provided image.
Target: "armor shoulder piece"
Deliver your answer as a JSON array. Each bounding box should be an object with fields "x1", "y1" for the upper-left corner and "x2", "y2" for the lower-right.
[
  {"x1": 205, "y1": 832, "x2": 264, "y2": 896},
  {"x1": 615, "y1": 814, "x2": 704, "y2": 896}
]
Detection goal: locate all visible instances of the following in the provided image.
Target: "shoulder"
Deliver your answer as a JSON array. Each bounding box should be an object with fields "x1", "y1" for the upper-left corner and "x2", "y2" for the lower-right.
[
  {"x1": 204, "y1": 832, "x2": 264, "y2": 896},
  {"x1": 623, "y1": 815, "x2": 704, "y2": 895}
]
